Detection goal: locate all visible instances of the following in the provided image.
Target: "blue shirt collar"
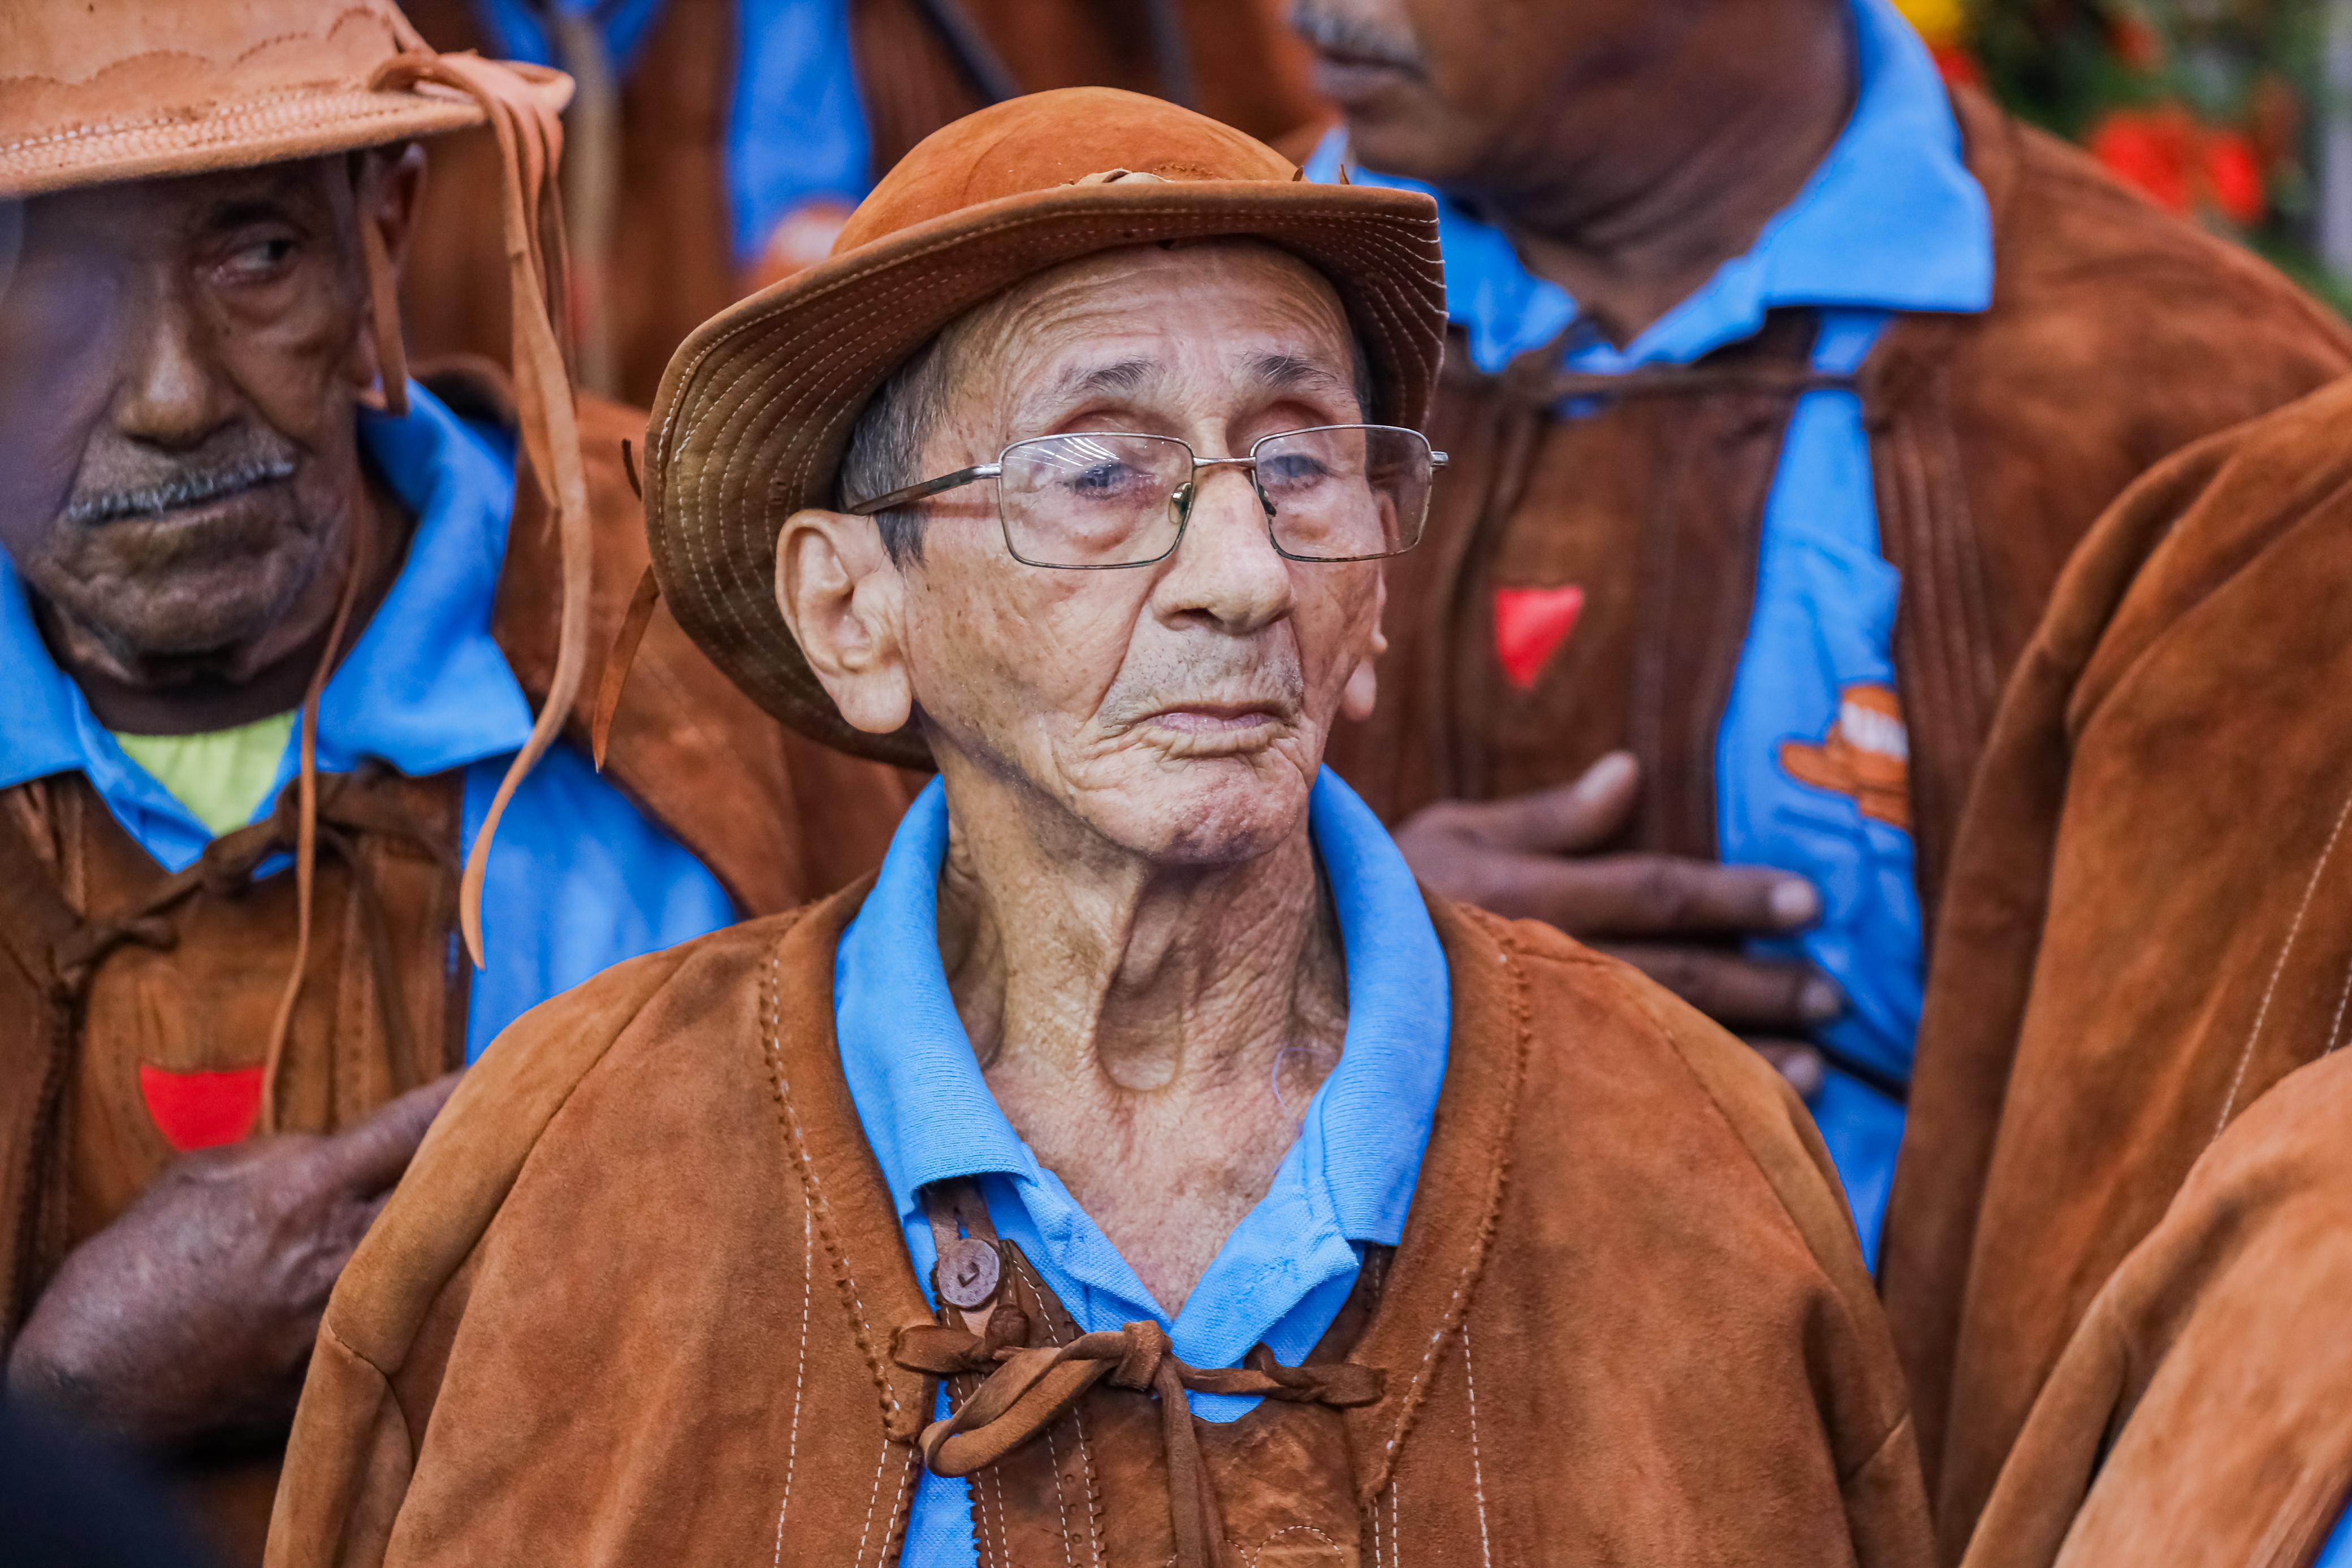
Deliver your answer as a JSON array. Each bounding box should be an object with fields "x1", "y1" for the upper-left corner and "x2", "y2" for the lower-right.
[
  {"x1": 835, "y1": 769, "x2": 1452, "y2": 1249},
  {"x1": 1310, "y1": 0, "x2": 1992, "y2": 374},
  {"x1": 0, "y1": 382, "x2": 534, "y2": 871}
]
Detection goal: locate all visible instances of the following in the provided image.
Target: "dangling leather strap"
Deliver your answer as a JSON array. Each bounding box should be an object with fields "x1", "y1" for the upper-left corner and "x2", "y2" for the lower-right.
[
  {"x1": 370, "y1": 49, "x2": 591, "y2": 968},
  {"x1": 892, "y1": 1179, "x2": 1383, "y2": 1568}
]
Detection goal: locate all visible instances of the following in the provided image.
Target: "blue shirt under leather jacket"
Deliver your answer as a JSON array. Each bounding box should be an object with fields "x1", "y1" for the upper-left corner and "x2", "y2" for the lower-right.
[
  {"x1": 1307, "y1": 0, "x2": 1992, "y2": 1269},
  {"x1": 837, "y1": 773, "x2": 1451, "y2": 1568},
  {"x1": 0, "y1": 382, "x2": 741, "y2": 1067}
]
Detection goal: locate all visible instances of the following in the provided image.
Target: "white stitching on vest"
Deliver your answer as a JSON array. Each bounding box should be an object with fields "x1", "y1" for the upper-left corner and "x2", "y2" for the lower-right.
[
  {"x1": 773, "y1": 1197, "x2": 815, "y2": 1566},
  {"x1": 1461, "y1": 1325, "x2": 1494, "y2": 1568},
  {"x1": 2212, "y1": 778, "x2": 2352, "y2": 1144}
]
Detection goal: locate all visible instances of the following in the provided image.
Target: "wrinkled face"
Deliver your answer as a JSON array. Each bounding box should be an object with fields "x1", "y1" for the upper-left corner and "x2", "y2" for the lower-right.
[
  {"x1": 810, "y1": 243, "x2": 1387, "y2": 868},
  {"x1": 0, "y1": 159, "x2": 380, "y2": 674},
  {"x1": 1289, "y1": 0, "x2": 1696, "y2": 193}
]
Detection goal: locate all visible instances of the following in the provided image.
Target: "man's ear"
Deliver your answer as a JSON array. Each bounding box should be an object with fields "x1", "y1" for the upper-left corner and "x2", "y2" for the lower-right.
[
  {"x1": 365, "y1": 143, "x2": 428, "y2": 280},
  {"x1": 776, "y1": 508, "x2": 915, "y2": 735},
  {"x1": 1341, "y1": 571, "x2": 1388, "y2": 723}
]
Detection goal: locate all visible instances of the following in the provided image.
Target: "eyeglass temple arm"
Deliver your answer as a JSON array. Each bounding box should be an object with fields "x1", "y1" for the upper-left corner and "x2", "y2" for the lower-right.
[{"x1": 846, "y1": 462, "x2": 1004, "y2": 517}]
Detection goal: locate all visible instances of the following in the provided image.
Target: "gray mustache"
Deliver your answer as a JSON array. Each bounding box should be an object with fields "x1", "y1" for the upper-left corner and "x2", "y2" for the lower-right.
[
  {"x1": 63, "y1": 452, "x2": 299, "y2": 528},
  {"x1": 1287, "y1": 1, "x2": 1424, "y2": 71}
]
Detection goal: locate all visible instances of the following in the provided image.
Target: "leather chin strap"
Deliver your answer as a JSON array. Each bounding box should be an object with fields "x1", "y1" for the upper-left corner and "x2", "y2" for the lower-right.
[
  {"x1": 368, "y1": 50, "x2": 591, "y2": 969},
  {"x1": 894, "y1": 1180, "x2": 1383, "y2": 1568}
]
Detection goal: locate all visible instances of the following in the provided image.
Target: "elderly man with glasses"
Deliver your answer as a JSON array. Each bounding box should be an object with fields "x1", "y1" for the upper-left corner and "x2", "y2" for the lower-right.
[{"x1": 270, "y1": 90, "x2": 1931, "y2": 1568}]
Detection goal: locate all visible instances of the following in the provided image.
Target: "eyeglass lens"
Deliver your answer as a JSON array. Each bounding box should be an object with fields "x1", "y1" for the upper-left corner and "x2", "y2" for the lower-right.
[{"x1": 994, "y1": 427, "x2": 1433, "y2": 568}]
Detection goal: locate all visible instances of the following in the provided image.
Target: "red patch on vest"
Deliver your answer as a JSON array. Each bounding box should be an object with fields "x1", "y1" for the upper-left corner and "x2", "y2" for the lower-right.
[
  {"x1": 1494, "y1": 585, "x2": 1586, "y2": 690},
  {"x1": 139, "y1": 1064, "x2": 263, "y2": 1153}
]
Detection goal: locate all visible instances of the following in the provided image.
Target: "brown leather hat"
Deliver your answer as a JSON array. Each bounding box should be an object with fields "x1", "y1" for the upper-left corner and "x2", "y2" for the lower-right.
[
  {"x1": 639, "y1": 86, "x2": 1446, "y2": 769},
  {"x1": 0, "y1": 0, "x2": 570, "y2": 199}
]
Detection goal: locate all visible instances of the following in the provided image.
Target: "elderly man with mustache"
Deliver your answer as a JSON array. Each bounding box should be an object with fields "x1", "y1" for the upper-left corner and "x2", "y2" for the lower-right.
[
  {"x1": 0, "y1": 3, "x2": 907, "y2": 1559},
  {"x1": 270, "y1": 89, "x2": 1930, "y2": 1568}
]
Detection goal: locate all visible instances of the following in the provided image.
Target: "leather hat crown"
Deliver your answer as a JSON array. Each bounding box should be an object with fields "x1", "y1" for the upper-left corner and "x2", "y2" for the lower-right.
[
  {"x1": 640, "y1": 86, "x2": 1448, "y2": 769},
  {"x1": 0, "y1": 0, "x2": 570, "y2": 198}
]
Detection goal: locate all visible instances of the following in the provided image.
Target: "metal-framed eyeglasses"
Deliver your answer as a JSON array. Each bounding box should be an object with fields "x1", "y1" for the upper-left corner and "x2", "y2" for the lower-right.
[{"x1": 845, "y1": 425, "x2": 1448, "y2": 569}]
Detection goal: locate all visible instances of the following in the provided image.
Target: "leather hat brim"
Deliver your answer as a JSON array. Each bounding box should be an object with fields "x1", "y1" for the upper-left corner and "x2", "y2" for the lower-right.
[{"x1": 643, "y1": 177, "x2": 1447, "y2": 769}]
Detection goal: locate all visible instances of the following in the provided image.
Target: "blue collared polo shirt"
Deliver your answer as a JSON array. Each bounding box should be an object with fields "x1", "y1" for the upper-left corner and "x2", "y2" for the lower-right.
[
  {"x1": 833, "y1": 770, "x2": 1451, "y2": 1568},
  {"x1": 1307, "y1": 0, "x2": 1993, "y2": 1266},
  {"x1": 0, "y1": 382, "x2": 740, "y2": 1062}
]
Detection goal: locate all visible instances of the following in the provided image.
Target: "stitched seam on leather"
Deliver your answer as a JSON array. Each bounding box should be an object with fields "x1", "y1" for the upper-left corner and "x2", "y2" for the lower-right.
[
  {"x1": 0, "y1": 8, "x2": 397, "y2": 97},
  {"x1": 758, "y1": 936, "x2": 904, "y2": 1430},
  {"x1": 2211, "y1": 776, "x2": 2352, "y2": 1143},
  {"x1": 892, "y1": 1449, "x2": 917, "y2": 1565},
  {"x1": 773, "y1": 1197, "x2": 814, "y2": 1566},
  {"x1": 985, "y1": 1451, "x2": 1014, "y2": 1568},
  {"x1": 1369, "y1": 907, "x2": 1529, "y2": 1491},
  {"x1": 1009, "y1": 1248, "x2": 1105, "y2": 1568},
  {"x1": 2324, "y1": 952, "x2": 2352, "y2": 1057},
  {"x1": 855, "y1": 1437, "x2": 891, "y2": 1565},
  {"x1": 1459, "y1": 1323, "x2": 1495, "y2": 1568},
  {"x1": 1043, "y1": 1419, "x2": 1077, "y2": 1568}
]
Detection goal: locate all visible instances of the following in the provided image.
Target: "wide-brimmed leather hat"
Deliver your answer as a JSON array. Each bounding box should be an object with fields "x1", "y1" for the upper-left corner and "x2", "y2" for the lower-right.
[
  {"x1": 639, "y1": 87, "x2": 1447, "y2": 769},
  {"x1": 0, "y1": 0, "x2": 571, "y2": 198},
  {"x1": 2, "y1": 0, "x2": 593, "y2": 967}
]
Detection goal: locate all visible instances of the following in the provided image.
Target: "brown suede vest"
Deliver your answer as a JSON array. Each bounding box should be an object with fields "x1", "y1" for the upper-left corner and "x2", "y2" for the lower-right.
[
  {"x1": 1330, "y1": 313, "x2": 1824, "y2": 871},
  {"x1": 269, "y1": 894, "x2": 1932, "y2": 1568},
  {"x1": 1328, "y1": 90, "x2": 2352, "y2": 932},
  {"x1": 907, "y1": 1181, "x2": 1382, "y2": 1568},
  {"x1": 0, "y1": 764, "x2": 472, "y2": 1560}
]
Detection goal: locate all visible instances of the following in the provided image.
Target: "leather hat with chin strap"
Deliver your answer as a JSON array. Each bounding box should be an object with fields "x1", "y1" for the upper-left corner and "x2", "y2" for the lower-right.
[
  {"x1": 1, "y1": 0, "x2": 593, "y2": 974},
  {"x1": 638, "y1": 86, "x2": 1448, "y2": 770}
]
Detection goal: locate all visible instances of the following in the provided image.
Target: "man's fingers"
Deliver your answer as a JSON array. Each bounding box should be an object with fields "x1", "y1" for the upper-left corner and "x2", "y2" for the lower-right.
[
  {"x1": 1411, "y1": 752, "x2": 1643, "y2": 856},
  {"x1": 1750, "y1": 1041, "x2": 1828, "y2": 1102},
  {"x1": 1475, "y1": 852, "x2": 1819, "y2": 937},
  {"x1": 311, "y1": 1073, "x2": 461, "y2": 1196},
  {"x1": 1596, "y1": 943, "x2": 1845, "y2": 1033}
]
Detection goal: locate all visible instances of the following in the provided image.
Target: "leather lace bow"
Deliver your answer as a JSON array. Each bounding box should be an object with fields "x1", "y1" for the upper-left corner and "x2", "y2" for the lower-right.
[{"x1": 892, "y1": 1318, "x2": 1382, "y2": 1568}]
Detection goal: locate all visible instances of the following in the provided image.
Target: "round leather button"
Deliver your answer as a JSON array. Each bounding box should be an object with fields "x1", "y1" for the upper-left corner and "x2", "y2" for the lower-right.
[{"x1": 937, "y1": 1236, "x2": 1002, "y2": 1309}]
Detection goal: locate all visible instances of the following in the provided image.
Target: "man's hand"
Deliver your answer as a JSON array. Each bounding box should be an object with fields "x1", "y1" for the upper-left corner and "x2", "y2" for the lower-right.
[
  {"x1": 1394, "y1": 752, "x2": 1841, "y2": 1088},
  {"x1": 5, "y1": 1074, "x2": 459, "y2": 1453}
]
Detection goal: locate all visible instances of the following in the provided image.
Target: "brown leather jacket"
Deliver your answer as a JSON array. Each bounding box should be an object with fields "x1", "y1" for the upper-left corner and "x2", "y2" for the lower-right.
[
  {"x1": 267, "y1": 890, "x2": 1931, "y2": 1568},
  {"x1": 1956, "y1": 1047, "x2": 2352, "y2": 1568},
  {"x1": 398, "y1": 0, "x2": 1326, "y2": 406},
  {"x1": 0, "y1": 371, "x2": 913, "y2": 1562},
  {"x1": 1326, "y1": 89, "x2": 2352, "y2": 928},
  {"x1": 1884, "y1": 372, "x2": 2352, "y2": 1560}
]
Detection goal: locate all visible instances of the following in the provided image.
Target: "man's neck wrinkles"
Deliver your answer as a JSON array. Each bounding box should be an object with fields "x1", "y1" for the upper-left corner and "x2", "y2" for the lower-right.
[{"x1": 937, "y1": 789, "x2": 1340, "y2": 1097}]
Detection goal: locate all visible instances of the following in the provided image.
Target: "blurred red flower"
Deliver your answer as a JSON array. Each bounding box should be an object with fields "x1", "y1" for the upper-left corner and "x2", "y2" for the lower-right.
[
  {"x1": 2087, "y1": 104, "x2": 2267, "y2": 226},
  {"x1": 2089, "y1": 106, "x2": 2194, "y2": 213}
]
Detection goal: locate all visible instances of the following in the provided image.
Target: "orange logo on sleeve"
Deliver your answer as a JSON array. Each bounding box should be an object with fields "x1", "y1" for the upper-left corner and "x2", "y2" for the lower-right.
[{"x1": 1779, "y1": 683, "x2": 1912, "y2": 830}]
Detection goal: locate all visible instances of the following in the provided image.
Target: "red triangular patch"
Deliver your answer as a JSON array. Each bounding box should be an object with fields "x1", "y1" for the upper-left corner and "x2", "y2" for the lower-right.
[
  {"x1": 139, "y1": 1064, "x2": 263, "y2": 1153},
  {"x1": 1494, "y1": 584, "x2": 1586, "y2": 691}
]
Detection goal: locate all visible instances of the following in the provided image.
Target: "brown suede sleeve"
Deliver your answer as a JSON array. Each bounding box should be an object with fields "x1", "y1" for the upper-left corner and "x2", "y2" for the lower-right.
[
  {"x1": 1889, "y1": 371, "x2": 2352, "y2": 1560},
  {"x1": 265, "y1": 918, "x2": 784, "y2": 1568},
  {"x1": 1960, "y1": 1050, "x2": 2352, "y2": 1568}
]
